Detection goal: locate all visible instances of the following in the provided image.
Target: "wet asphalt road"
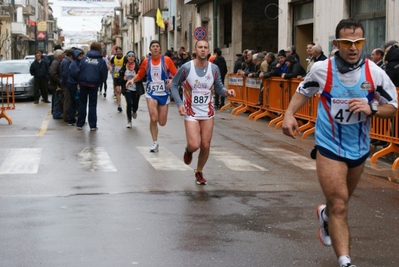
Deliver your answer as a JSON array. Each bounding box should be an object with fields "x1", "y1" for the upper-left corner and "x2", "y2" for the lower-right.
[{"x1": 0, "y1": 87, "x2": 398, "y2": 267}]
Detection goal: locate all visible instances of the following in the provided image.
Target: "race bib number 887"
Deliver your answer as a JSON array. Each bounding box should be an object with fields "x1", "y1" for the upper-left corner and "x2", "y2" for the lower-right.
[
  {"x1": 192, "y1": 91, "x2": 210, "y2": 105},
  {"x1": 330, "y1": 98, "x2": 367, "y2": 125}
]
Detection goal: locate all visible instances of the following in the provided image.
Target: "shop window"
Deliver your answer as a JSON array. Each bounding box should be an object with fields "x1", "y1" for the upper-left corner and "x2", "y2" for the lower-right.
[{"x1": 351, "y1": 0, "x2": 386, "y2": 54}]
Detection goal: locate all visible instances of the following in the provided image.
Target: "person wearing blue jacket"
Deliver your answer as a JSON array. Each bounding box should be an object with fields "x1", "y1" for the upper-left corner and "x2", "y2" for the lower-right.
[
  {"x1": 60, "y1": 49, "x2": 74, "y2": 122},
  {"x1": 67, "y1": 49, "x2": 84, "y2": 126},
  {"x1": 76, "y1": 42, "x2": 108, "y2": 131}
]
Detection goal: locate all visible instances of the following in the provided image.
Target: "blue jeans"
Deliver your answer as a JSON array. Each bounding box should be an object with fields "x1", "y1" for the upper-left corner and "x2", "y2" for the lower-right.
[
  {"x1": 52, "y1": 92, "x2": 63, "y2": 119},
  {"x1": 77, "y1": 85, "x2": 98, "y2": 128},
  {"x1": 67, "y1": 84, "x2": 79, "y2": 124}
]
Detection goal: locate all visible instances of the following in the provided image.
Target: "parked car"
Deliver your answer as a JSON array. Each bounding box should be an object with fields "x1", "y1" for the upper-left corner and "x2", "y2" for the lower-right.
[
  {"x1": 24, "y1": 55, "x2": 35, "y2": 60},
  {"x1": 0, "y1": 60, "x2": 34, "y2": 100}
]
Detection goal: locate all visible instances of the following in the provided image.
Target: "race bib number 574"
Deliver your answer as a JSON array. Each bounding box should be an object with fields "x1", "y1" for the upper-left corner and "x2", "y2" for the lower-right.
[{"x1": 330, "y1": 98, "x2": 367, "y2": 125}]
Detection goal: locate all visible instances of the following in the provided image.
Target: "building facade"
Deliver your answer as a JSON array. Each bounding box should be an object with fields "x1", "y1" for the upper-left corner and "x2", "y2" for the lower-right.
[
  {"x1": 0, "y1": 0, "x2": 60, "y2": 59},
  {"x1": 99, "y1": 0, "x2": 399, "y2": 72}
]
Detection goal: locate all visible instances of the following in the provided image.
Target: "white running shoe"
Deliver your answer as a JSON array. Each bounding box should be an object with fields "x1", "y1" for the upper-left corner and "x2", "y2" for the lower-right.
[
  {"x1": 132, "y1": 112, "x2": 137, "y2": 119},
  {"x1": 150, "y1": 143, "x2": 159, "y2": 153},
  {"x1": 126, "y1": 122, "x2": 132, "y2": 128},
  {"x1": 316, "y1": 204, "x2": 332, "y2": 246}
]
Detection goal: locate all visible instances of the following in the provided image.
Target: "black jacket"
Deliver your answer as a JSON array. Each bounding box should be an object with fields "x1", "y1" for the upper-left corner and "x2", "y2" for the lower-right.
[
  {"x1": 233, "y1": 60, "x2": 242, "y2": 74},
  {"x1": 213, "y1": 56, "x2": 228, "y2": 82},
  {"x1": 30, "y1": 59, "x2": 49, "y2": 78},
  {"x1": 283, "y1": 62, "x2": 306, "y2": 79},
  {"x1": 314, "y1": 53, "x2": 327, "y2": 62},
  {"x1": 263, "y1": 59, "x2": 279, "y2": 78},
  {"x1": 385, "y1": 44, "x2": 399, "y2": 87},
  {"x1": 243, "y1": 61, "x2": 256, "y2": 76},
  {"x1": 117, "y1": 57, "x2": 144, "y2": 95},
  {"x1": 49, "y1": 58, "x2": 62, "y2": 90}
]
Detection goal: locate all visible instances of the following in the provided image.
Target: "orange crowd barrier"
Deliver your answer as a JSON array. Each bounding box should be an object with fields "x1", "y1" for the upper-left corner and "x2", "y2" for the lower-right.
[
  {"x1": 370, "y1": 88, "x2": 399, "y2": 169},
  {"x1": 264, "y1": 78, "x2": 289, "y2": 126},
  {"x1": 233, "y1": 77, "x2": 262, "y2": 116},
  {"x1": 0, "y1": 74, "x2": 15, "y2": 125},
  {"x1": 220, "y1": 74, "x2": 245, "y2": 113},
  {"x1": 224, "y1": 76, "x2": 399, "y2": 169},
  {"x1": 275, "y1": 78, "x2": 319, "y2": 138}
]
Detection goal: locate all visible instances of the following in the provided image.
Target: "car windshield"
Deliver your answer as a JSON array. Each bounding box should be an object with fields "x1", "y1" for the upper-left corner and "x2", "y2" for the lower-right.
[{"x1": 0, "y1": 62, "x2": 30, "y2": 74}]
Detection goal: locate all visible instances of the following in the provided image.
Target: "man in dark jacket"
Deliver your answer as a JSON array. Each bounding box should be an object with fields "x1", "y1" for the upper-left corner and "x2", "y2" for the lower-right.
[
  {"x1": 49, "y1": 49, "x2": 65, "y2": 119},
  {"x1": 60, "y1": 49, "x2": 74, "y2": 122},
  {"x1": 233, "y1": 53, "x2": 243, "y2": 74},
  {"x1": 77, "y1": 42, "x2": 108, "y2": 131},
  {"x1": 382, "y1": 40, "x2": 399, "y2": 87},
  {"x1": 238, "y1": 50, "x2": 256, "y2": 77},
  {"x1": 30, "y1": 50, "x2": 50, "y2": 104},
  {"x1": 311, "y1": 44, "x2": 328, "y2": 63},
  {"x1": 282, "y1": 55, "x2": 306, "y2": 79},
  {"x1": 66, "y1": 49, "x2": 84, "y2": 126},
  {"x1": 176, "y1": 51, "x2": 190, "y2": 68},
  {"x1": 256, "y1": 52, "x2": 279, "y2": 105},
  {"x1": 213, "y1": 48, "x2": 228, "y2": 108}
]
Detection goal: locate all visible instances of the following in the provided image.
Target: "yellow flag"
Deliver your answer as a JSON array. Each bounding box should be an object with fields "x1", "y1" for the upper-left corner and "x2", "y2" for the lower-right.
[{"x1": 156, "y1": 8, "x2": 165, "y2": 29}]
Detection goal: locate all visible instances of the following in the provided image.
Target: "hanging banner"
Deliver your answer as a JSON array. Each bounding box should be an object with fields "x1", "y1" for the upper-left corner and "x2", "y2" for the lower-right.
[
  {"x1": 63, "y1": 31, "x2": 97, "y2": 40},
  {"x1": 58, "y1": 0, "x2": 115, "y2": 2},
  {"x1": 61, "y1": 7, "x2": 114, "y2": 17}
]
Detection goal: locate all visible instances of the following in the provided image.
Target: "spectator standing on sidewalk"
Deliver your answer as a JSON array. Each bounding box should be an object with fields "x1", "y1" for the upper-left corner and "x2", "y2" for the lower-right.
[
  {"x1": 382, "y1": 40, "x2": 399, "y2": 86},
  {"x1": 49, "y1": 49, "x2": 65, "y2": 119},
  {"x1": 76, "y1": 42, "x2": 108, "y2": 131},
  {"x1": 282, "y1": 18, "x2": 397, "y2": 267},
  {"x1": 66, "y1": 49, "x2": 84, "y2": 126},
  {"x1": 60, "y1": 49, "x2": 74, "y2": 122},
  {"x1": 370, "y1": 48, "x2": 385, "y2": 69},
  {"x1": 212, "y1": 47, "x2": 228, "y2": 108},
  {"x1": 30, "y1": 50, "x2": 50, "y2": 104}
]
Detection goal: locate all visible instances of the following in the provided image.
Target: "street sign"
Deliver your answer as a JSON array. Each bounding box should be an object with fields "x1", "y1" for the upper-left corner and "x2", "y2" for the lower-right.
[
  {"x1": 37, "y1": 21, "x2": 47, "y2": 31},
  {"x1": 37, "y1": 32, "x2": 46, "y2": 41},
  {"x1": 194, "y1": 27, "x2": 207, "y2": 41}
]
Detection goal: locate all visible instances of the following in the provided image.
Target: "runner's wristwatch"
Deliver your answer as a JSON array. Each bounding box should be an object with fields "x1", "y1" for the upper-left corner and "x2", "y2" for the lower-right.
[{"x1": 369, "y1": 102, "x2": 378, "y2": 116}]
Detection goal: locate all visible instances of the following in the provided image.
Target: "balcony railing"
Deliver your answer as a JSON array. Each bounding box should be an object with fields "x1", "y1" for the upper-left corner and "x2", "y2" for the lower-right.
[
  {"x1": 142, "y1": 0, "x2": 166, "y2": 17},
  {"x1": 0, "y1": 9, "x2": 12, "y2": 21},
  {"x1": 184, "y1": 0, "x2": 208, "y2": 4},
  {"x1": 0, "y1": 0, "x2": 14, "y2": 14},
  {"x1": 11, "y1": 22, "x2": 27, "y2": 36},
  {"x1": 14, "y1": 0, "x2": 27, "y2": 8},
  {"x1": 23, "y1": 5, "x2": 35, "y2": 16}
]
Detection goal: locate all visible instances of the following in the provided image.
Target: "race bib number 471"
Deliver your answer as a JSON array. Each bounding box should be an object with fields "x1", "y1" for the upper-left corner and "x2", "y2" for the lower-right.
[{"x1": 330, "y1": 98, "x2": 368, "y2": 124}]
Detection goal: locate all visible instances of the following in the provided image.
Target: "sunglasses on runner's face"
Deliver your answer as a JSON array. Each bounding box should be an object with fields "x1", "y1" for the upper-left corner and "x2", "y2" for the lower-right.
[{"x1": 336, "y1": 38, "x2": 365, "y2": 49}]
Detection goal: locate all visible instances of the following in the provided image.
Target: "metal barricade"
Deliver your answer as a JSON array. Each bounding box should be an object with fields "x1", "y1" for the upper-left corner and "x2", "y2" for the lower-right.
[{"x1": 0, "y1": 74, "x2": 15, "y2": 125}]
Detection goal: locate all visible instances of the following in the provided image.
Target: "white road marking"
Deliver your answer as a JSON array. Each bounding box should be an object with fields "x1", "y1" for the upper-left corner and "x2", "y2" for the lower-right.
[
  {"x1": 137, "y1": 147, "x2": 192, "y2": 171},
  {"x1": 210, "y1": 150, "x2": 268, "y2": 171},
  {"x1": 261, "y1": 148, "x2": 316, "y2": 170},
  {"x1": 77, "y1": 147, "x2": 117, "y2": 172},
  {"x1": 0, "y1": 148, "x2": 42, "y2": 174}
]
